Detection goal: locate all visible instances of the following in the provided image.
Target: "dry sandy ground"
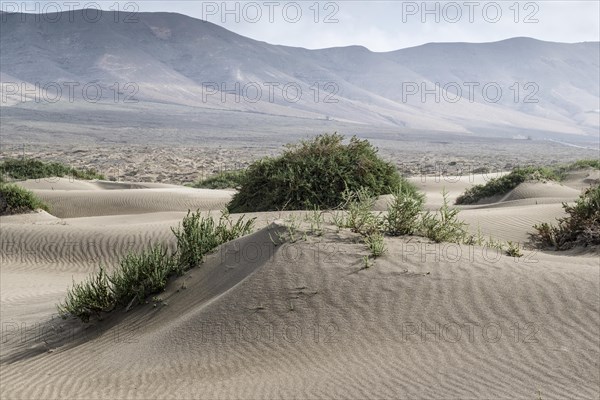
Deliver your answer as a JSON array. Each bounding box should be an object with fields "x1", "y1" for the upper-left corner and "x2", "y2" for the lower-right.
[{"x1": 1, "y1": 172, "x2": 598, "y2": 399}]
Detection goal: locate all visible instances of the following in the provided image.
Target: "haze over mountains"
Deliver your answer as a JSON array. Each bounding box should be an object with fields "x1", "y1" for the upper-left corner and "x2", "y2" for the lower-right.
[{"x1": 1, "y1": 10, "x2": 599, "y2": 144}]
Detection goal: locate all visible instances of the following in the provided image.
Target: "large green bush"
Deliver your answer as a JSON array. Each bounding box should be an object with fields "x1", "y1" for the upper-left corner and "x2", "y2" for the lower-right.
[
  {"x1": 532, "y1": 185, "x2": 600, "y2": 250},
  {"x1": 0, "y1": 183, "x2": 49, "y2": 215},
  {"x1": 228, "y1": 134, "x2": 404, "y2": 212}
]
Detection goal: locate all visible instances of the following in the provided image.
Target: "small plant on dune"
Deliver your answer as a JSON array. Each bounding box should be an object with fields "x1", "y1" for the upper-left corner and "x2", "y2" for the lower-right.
[
  {"x1": 385, "y1": 184, "x2": 425, "y2": 236},
  {"x1": 344, "y1": 187, "x2": 383, "y2": 236},
  {"x1": 532, "y1": 185, "x2": 600, "y2": 250},
  {"x1": 192, "y1": 169, "x2": 246, "y2": 189},
  {"x1": 421, "y1": 189, "x2": 467, "y2": 243},
  {"x1": 362, "y1": 255, "x2": 373, "y2": 269},
  {"x1": 330, "y1": 211, "x2": 346, "y2": 233},
  {"x1": 505, "y1": 241, "x2": 523, "y2": 258},
  {"x1": 0, "y1": 183, "x2": 49, "y2": 215},
  {"x1": 227, "y1": 133, "x2": 405, "y2": 212},
  {"x1": 463, "y1": 223, "x2": 485, "y2": 246},
  {"x1": 171, "y1": 209, "x2": 255, "y2": 271},
  {"x1": 57, "y1": 266, "x2": 114, "y2": 323},
  {"x1": 305, "y1": 207, "x2": 325, "y2": 236},
  {"x1": 365, "y1": 232, "x2": 387, "y2": 258},
  {"x1": 214, "y1": 209, "x2": 256, "y2": 243},
  {"x1": 485, "y1": 236, "x2": 505, "y2": 251}
]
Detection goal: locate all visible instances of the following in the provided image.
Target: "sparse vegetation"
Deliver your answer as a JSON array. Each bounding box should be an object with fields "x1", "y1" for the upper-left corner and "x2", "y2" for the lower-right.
[
  {"x1": 171, "y1": 210, "x2": 255, "y2": 271},
  {"x1": 421, "y1": 189, "x2": 468, "y2": 243},
  {"x1": 227, "y1": 133, "x2": 405, "y2": 212},
  {"x1": 505, "y1": 241, "x2": 523, "y2": 258},
  {"x1": 456, "y1": 161, "x2": 600, "y2": 205},
  {"x1": 58, "y1": 210, "x2": 255, "y2": 322},
  {"x1": 532, "y1": 185, "x2": 600, "y2": 250},
  {"x1": 0, "y1": 158, "x2": 104, "y2": 181},
  {"x1": 109, "y1": 246, "x2": 176, "y2": 308},
  {"x1": 344, "y1": 188, "x2": 383, "y2": 236},
  {"x1": 192, "y1": 169, "x2": 246, "y2": 189},
  {"x1": 456, "y1": 166, "x2": 561, "y2": 205},
  {"x1": 305, "y1": 207, "x2": 325, "y2": 236},
  {"x1": 365, "y1": 232, "x2": 387, "y2": 257},
  {"x1": 56, "y1": 266, "x2": 114, "y2": 322},
  {"x1": 0, "y1": 183, "x2": 49, "y2": 215}
]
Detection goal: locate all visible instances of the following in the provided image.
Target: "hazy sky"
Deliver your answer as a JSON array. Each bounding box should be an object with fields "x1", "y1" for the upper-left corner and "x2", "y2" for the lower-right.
[{"x1": 8, "y1": 1, "x2": 600, "y2": 51}]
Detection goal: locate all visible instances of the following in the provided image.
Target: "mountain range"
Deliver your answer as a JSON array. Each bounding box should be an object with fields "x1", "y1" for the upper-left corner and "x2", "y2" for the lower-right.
[{"x1": 1, "y1": 10, "x2": 599, "y2": 144}]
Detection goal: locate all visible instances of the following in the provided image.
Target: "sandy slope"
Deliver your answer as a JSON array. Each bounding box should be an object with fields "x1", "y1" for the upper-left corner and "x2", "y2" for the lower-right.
[
  {"x1": 14, "y1": 178, "x2": 233, "y2": 218},
  {"x1": 1, "y1": 175, "x2": 598, "y2": 399}
]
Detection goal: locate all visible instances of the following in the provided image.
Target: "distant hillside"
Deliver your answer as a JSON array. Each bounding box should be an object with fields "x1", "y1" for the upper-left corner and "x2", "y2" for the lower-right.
[{"x1": 1, "y1": 10, "x2": 599, "y2": 143}]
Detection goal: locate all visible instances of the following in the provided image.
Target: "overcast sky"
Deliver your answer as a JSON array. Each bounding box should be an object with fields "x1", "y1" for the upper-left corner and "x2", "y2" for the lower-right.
[{"x1": 9, "y1": 1, "x2": 600, "y2": 51}]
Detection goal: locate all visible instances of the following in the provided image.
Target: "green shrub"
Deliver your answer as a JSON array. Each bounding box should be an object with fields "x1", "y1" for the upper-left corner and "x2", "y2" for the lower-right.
[
  {"x1": 58, "y1": 210, "x2": 255, "y2": 322},
  {"x1": 365, "y1": 232, "x2": 387, "y2": 257},
  {"x1": 506, "y1": 241, "x2": 523, "y2": 257},
  {"x1": 110, "y1": 246, "x2": 176, "y2": 307},
  {"x1": 344, "y1": 188, "x2": 384, "y2": 236},
  {"x1": 0, "y1": 183, "x2": 49, "y2": 215},
  {"x1": 456, "y1": 166, "x2": 562, "y2": 205},
  {"x1": 227, "y1": 134, "x2": 404, "y2": 212},
  {"x1": 0, "y1": 158, "x2": 104, "y2": 181},
  {"x1": 532, "y1": 185, "x2": 600, "y2": 250},
  {"x1": 385, "y1": 185, "x2": 425, "y2": 236},
  {"x1": 193, "y1": 170, "x2": 246, "y2": 189},
  {"x1": 421, "y1": 189, "x2": 467, "y2": 243},
  {"x1": 57, "y1": 266, "x2": 114, "y2": 323},
  {"x1": 171, "y1": 210, "x2": 255, "y2": 271}
]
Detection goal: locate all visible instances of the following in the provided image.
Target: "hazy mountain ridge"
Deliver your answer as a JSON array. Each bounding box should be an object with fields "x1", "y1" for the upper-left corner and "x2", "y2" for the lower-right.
[{"x1": 1, "y1": 10, "x2": 599, "y2": 141}]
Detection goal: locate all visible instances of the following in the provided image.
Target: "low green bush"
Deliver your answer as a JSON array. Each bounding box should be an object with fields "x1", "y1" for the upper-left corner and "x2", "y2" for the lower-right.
[
  {"x1": 532, "y1": 185, "x2": 600, "y2": 250},
  {"x1": 0, "y1": 183, "x2": 49, "y2": 215},
  {"x1": 57, "y1": 267, "x2": 114, "y2": 322},
  {"x1": 1, "y1": 158, "x2": 104, "y2": 181}
]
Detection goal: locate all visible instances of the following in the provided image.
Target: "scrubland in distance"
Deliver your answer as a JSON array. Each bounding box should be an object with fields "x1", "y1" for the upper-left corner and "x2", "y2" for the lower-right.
[
  {"x1": 456, "y1": 160, "x2": 599, "y2": 205},
  {"x1": 0, "y1": 158, "x2": 104, "y2": 181}
]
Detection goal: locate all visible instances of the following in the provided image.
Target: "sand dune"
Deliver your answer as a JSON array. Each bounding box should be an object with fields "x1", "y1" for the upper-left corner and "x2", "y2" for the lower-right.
[
  {"x1": 14, "y1": 178, "x2": 233, "y2": 218},
  {"x1": 1, "y1": 175, "x2": 598, "y2": 399},
  {"x1": 1, "y1": 226, "x2": 598, "y2": 399}
]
